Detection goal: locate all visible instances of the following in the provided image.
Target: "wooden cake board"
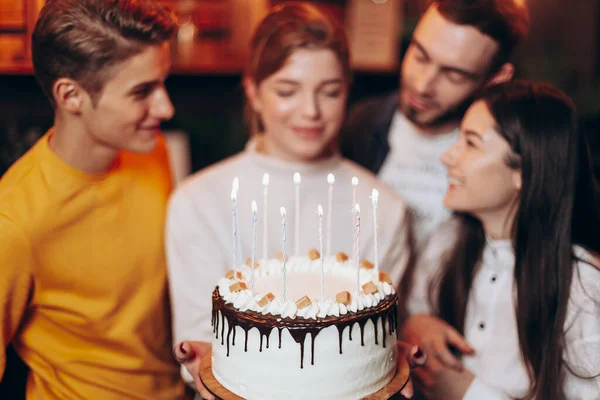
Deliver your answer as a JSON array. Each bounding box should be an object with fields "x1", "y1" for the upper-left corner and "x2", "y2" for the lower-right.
[{"x1": 199, "y1": 350, "x2": 410, "y2": 400}]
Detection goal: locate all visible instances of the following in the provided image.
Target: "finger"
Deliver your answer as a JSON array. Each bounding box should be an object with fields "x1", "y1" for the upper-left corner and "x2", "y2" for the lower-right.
[
  {"x1": 400, "y1": 379, "x2": 414, "y2": 398},
  {"x1": 445, "y1": 327, "x2": 475, "y2": 355},
  {"x1": 408, "y1": 346, "x2": 428, "y2": 368},
  {"x1": 173, "y1": 342, "x2": 197, "y2": 365},
  {"x1": 433, "y1": 341, "x2": 462, "y2": 371},
  {"x1": 396, "y1": 341, "x2": 413, "y2": 357},
  {"x1": 193, "y1": 373, "x2": 215, "y2": 400}
]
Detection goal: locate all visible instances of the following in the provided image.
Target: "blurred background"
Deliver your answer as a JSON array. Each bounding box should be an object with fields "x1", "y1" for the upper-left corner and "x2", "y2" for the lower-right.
[
  {"x1": 1, "y1": 0, "x2": 599, "y2": 181},
  {"x1": 0, "y1": 0, "x2": 598, "y2": 396}
]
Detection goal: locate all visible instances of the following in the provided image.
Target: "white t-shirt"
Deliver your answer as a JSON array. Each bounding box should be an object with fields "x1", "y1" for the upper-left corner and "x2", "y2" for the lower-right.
[
  {"x1": 378, "y1": 111, "x2": 458, "y2": 248},
  {"x1": 409, "y1": 220, "x2": 600, "y2": 399},
  {"x1": 165, "y1": 138, "x2": 411, "y2": 386}
]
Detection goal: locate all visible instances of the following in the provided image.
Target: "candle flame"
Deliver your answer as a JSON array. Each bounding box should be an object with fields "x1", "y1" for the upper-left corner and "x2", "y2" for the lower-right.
[
  {"x1": 231, "y1": 189, "x2": 237, "y2": 201},
  {"x1": 327, "y1": 173, "x2": 335, "y2": 184},
  {"x1": 232, "y1": 177, "x2": 239, "y2": 192},
  {"x1": 317, "y1": 204, "x2": 323, "y2": 216},
  {"x1": 280, "y1": 207, "x2": 286, "y2": 216},
  {"x1": 252, "y1": 200, "x2": 257, "y2": 213},
  {"x1": 352, "y1": 176, "x2": 358, "y2": 186},
  {"x1": 371, "y1": 188, "x2": 379, "y2": 205},
  {"x1": 353, "y1": 203, "x2": 360, "y2": 214},
  {"x1": 262, "y1": 173, "x2": 269, "y2": 186},
  {"x1": 293, "y1": 172, "x2": 301, "y2": 184}
]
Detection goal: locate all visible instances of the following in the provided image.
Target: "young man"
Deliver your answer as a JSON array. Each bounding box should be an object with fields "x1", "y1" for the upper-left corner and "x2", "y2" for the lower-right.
[
  {"x1": 342, "y1": 0, "x2": 529, "y2": 248},
  {"x1": 0, "y1": 0, "x2": 187, "y2": 398}
]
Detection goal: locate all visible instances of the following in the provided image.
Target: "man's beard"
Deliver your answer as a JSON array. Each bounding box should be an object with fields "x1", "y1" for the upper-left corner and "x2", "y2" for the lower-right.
[{"x1": 401, "y1": 95, "x2": 473, "y2": 131}]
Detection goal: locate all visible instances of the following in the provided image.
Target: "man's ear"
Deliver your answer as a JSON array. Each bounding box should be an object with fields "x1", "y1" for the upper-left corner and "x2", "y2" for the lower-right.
[
  {"x1": 486, "y1": 62, "x2": 515, "y2": 87},
  {"x1": 243, "y1": 77, "x2": 261, "y2": 113},
  {"x1": 53, "y1": 78, "x2": 84, "y2": 113}
]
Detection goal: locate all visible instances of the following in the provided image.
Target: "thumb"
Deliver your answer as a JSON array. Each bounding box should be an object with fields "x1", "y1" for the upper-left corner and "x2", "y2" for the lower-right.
[
  {"x1": 400, "y1": 379, "x2": 414, "y2": 398},
  {"x1": 174, "y1": 342, "x2": 215, "y2": 400},
  {"x1": 173, "y1": 342, "x2": 198, "y2": 367}
]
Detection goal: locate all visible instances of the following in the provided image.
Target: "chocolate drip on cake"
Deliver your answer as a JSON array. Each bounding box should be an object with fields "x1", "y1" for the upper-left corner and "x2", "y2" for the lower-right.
[
  {"x1": 259, "y1": 330, "x2": 271, "y2": 352},
  {"x1": 220, "y1": 312, "x2": 225, "y2": 345},
  {"x1": 371, "y1": 315, "x2": 379, "y2": 345},
  {"x1": 212, "y1": 310, "x2": 219, "y2": 338},
  {"x1": 232, "y1": 323, "x2": 237, "y2": 346},
  {"x1": 278, "y1": 328, "x2": 283, "y2": 349},
  {"x1": 212, "y1": 288, "x2": 398, "y2": 368}
]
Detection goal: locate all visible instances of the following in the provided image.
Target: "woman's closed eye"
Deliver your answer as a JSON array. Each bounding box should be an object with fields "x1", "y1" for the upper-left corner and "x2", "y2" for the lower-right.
[{"x1": 275, "y1": 89, "x2": 296, "y2": 97}]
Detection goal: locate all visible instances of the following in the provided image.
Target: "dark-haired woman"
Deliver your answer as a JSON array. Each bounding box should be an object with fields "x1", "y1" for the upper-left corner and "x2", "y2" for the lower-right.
[{"x1": 404, "y1": 81, "x2": 600, "y2": 400}]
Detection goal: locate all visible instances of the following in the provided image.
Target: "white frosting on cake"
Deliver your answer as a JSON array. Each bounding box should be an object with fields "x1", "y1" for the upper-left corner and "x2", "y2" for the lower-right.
[
  {"x1": 211, "y1": 255, "x2": 399, "y2": 400},
  {"x1": 217, "y1": 255, "x2": 395, "y2": 317}
]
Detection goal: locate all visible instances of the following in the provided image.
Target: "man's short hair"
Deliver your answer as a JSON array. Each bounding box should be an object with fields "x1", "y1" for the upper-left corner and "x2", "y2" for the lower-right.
[
  {"x1": 434, "y1": 0, "x2": 530, "y2": 71},
  {"x1": 32, "y1": 0, "x2": 175, "y2": 107}
]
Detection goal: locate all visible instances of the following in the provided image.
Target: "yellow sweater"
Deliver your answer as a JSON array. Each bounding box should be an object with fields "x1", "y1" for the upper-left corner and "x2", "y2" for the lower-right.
[{"x1": 0, "y1": 131, "x2": 186, "y2": 399}]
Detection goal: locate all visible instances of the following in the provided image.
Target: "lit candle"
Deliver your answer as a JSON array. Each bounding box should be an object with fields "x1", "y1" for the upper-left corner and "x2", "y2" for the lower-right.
[
  {"x1": 318, "y1": 204, "x2": 324, "y2": 301},
  {"x1": 352, "y1": 176, "x2": 358, "y2": 263},
  {"x1": 326, "y1": 173, "x2": 335, "y2": 256},
  {"x1": 371, "y1": 189, "x2": 379, "y2": 272},
  {"x1": 353, "y1": 203, "x2": 360, "y2": 294},
  {"x1": 233, "y1": 177, "x2": 242, "y2": 263},
  {"x1": 294, "y1": 172, "x2": 301, "y2": 256},
  {"x1": 231, "y1": 188, "x2": 238, "y2": 280},
  {"x1": 251, "y1": 200, "x2": 257, "y2": 294},
  {"x1": 280, "y1": 207, "x2": 288, "y2": 302},
  {"x1": 262, "y1": 173, "x2": 269, "y2": 263}
]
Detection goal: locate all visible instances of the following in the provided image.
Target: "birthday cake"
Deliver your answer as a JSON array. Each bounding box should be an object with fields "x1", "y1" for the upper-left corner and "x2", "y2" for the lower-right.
[{"x1": 211, "y1": 251, "x2": 398, "y2": 400}]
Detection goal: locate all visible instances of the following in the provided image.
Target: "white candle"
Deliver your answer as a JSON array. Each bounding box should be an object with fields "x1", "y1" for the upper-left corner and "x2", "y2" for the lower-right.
[
  {"x1": 233, "y1": 177, "x2": 242, "y2": 263},
  {"x1": 352, "y1": 176, "x2": 358, "y2": 206},
  {"x1": 351, "y1": 176, "x2": 358, "y2": 264},
  {"x1": 280, "y1": 207, "x2": 288, "y2": 302},
  {"x1": 251, "y1": 200, "x2": 257, "y2": 294},
  {"x1": 326, "y1": 173, "x2": 335, "y2": 256},
  {"x1": 231, "y1": 188, "x2": 238, "y2": 280},
  {"x1": 371, "y1": 189, "x2": 379, "y2": 272},
  {"x1": 353, "y1": 203, "x2": 361, "y2": 294},
  {"x1": 294, "y1": 172, "x2": 301, "y2": 256},
  {"x1": 318, "y1": 204, "x2": 324, "y2": 301},
  {"x1": 262, "y1": 173, "x2": 269, "y2": 263}
]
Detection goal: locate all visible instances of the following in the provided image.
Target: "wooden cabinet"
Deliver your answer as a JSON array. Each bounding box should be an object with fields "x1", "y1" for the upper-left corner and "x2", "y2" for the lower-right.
[
  {"x1": 162, "y1": 0, "x2": 268, "y2": 74},
  {"x1": 0, "y1": 0, "x2": 268, "y2": 74},
  {"x1": 0, "y1": 0, "x2": 39, "y2": 73},
  {"x1": 0, "y1": 0, "x2": 401, "y2": 75}
]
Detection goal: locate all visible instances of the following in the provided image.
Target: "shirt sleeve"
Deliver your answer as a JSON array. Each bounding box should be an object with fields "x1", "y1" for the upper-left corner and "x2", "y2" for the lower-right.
[
  {"x1": 0, "y1": 217, "x2": 34, "y2": 377},
  {"x1": 406, "y1": 219, "x2": 457, "y2": 315},
  {"x1": 165, "y1": 188, "x2": 226, "y2": 385},
  {"x1": 562, "y1": 258, "x2": 600, "y2": 399},
  {"x1": 462, "y1": 377, "x2": 512, "y2": 400}
]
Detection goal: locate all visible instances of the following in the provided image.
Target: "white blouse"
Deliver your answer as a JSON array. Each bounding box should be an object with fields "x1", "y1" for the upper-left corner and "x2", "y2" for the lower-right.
[{"x1": 409, "y1": 221, "x2": 600, "y2": 399}]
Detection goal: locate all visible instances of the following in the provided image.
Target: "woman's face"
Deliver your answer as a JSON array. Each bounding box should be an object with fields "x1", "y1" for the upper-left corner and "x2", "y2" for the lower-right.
[
  {"x1": 441, "y1": 100, "x2": 521, "y2": 222},
  {"x1": 246, "y1": 48, "x2": 348, "y2": 162}
]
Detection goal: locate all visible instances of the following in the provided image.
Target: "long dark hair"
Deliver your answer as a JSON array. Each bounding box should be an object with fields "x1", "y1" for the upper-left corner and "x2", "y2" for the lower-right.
[{"x1": 433, "y1": 81, "x2": 599, "y2": 400}]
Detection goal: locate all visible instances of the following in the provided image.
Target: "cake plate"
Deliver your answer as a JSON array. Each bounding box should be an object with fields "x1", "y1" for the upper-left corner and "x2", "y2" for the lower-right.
[{"x1": 199, "y1": 350, "x2": 410, "y2": 400}]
